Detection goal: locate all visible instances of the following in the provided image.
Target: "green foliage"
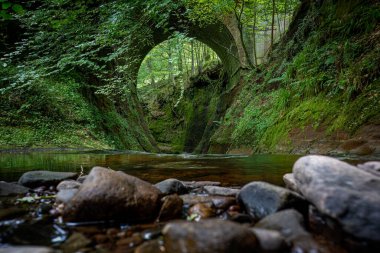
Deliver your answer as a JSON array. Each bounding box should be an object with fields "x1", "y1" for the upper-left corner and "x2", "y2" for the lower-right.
[{"x1": 217, "y1": 0, "x2": 380, "y2": 152}]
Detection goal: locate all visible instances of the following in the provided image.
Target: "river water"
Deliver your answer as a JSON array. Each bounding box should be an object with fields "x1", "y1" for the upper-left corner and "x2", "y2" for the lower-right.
[{"x1": 0, "y1": 150, "x2": 365, "y2": 186}]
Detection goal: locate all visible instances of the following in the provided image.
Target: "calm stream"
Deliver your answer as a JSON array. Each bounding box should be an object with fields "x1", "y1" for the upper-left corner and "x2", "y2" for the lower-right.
[{"x1": 0, "y1": 150, "x2": 364, "y2": 186}]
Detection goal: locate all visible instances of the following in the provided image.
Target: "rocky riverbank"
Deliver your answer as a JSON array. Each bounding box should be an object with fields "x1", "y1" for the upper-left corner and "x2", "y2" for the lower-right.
[{"x1": 0, "y1": 155, "x2": 379, "y2": 253}]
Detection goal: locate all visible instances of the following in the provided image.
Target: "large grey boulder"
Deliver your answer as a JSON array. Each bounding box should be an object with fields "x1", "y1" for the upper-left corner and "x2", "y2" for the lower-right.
[
  {"x1": 293, "y1": 155, "x2": 380, "y2": 241},
  {"x1": 62, "y1": 167, "x2": 162, "y2": 222},
  {"x1": 18, "y1": 171, "x2": 77, "y2": 188},
  {"x1": 0, "y1": 182, "x2": 30, "y2": 196},
  {"x1": 163, "y1": 219, "x2": 258, "y2": 253},
  {"x1": 237, "y1": 181, "x2": 306, "y2": 221}
]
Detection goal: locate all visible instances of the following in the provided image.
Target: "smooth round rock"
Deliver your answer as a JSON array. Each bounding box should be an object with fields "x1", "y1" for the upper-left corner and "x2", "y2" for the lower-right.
[
  {"x1": 237, "y1": 181, "x2": 305, "y2": 221},
  {"x1": 0, "y1": 181, "x2": 30, "y2": 196},
  {"x1": 155, "y1": 179, "x2": 188, "y2": 195},
  {"x1": 18, "y1": 171, "x2": 77, "y2": 188},
  {"x1": 62, "y1": 167, "x2": 161, "y2": 222}
]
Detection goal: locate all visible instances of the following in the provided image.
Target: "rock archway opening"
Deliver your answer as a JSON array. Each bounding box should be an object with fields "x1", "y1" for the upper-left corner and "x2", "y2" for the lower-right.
[{"x1": 137, "y1": 35, "x2": 229, "y2": 153}]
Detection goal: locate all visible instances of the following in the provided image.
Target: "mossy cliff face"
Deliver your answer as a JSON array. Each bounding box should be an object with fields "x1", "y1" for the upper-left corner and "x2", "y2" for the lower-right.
[
  {"x1": 139, "y1": 64, "x2": 232, "y2": 153},
  {"x1": 209, "y1": 0, "x2": 380, "y2": 156},
  {"x1": 0, "y1": 72, "x2": 158, "y2": 151}
]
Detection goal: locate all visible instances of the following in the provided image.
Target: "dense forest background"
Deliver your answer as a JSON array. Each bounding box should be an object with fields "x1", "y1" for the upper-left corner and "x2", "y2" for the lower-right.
[{"x1": 0, "y1": 0, "x2": 379, "y2": 155}]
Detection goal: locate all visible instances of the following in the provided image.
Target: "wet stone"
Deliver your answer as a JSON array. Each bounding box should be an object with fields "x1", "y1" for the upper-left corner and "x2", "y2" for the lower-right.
[
  {"x1": 155, "y1": 179, "x2": 188, "y2": 195},
  {"x1": 251, "y1": 228, "x2": 288, "y2": 252},
  {"x1": 293, "y1": 155, "x2": 380, "y2": 241},
  {"x1": 62, "y1": 167, "x2": 161, "y2": 222},
  {"x1": 0, "y1": 207, "x2": 28, "y2": 221},
  {"x1": 0, "y1": 246, "x2": 55, "y2": 253},
  {"x1": 283, "y1": 173, "x2": 299, "y2": 193},
  {"x1": 135, "y1": 240, "x2": 163, "y2": 253},
  {"x1": 357, "y1": 161, "x2": 380, "y2": 177},
  {"x1": 18, "y1": 171, "x2": 77, "y2": 188},
  {"x1": 157, "y1": 194, "x2": 183, "y2": 222},
  {"x1": 56, "y1": 180, "x2": 81, "y2": 191},
  {"x1": 203, "y1": 186, "x2": 240, "y2": 196},
  {"x1": 163, "y1": 219, "x2": 258, "y2": 253},
  {"x1": 0, "y1": 181, "x2": 30, "y2": 196},
  {"x1": 188, "y1": 203, "x2": 216, "y2": 219},
  {"x1": 255, "y1": 209, "x2": 319, "y2": 253},
  {"x1": 180, "y1": 194, "x2": 235, "y2": 210},
  {"x1": 116, "y1": 233, "x2": 143, "y2": 248},
  {"x1": 182, "y1": 181, "x2": 221, "y2": 190},
  {"x1": 61, "y1": 232, "x2": 91, "y2": 252},
  {"x1": 238, "y1": 181, "x2": 306, "y2": 221}
]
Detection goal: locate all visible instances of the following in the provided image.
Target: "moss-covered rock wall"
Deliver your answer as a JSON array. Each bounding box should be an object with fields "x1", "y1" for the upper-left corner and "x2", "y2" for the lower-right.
[{"x1": 209, "y1": 0, "x2": 380, "y2": 156}]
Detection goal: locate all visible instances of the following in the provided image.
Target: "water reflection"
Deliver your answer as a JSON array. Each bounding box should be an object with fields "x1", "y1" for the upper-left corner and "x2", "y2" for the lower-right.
[{"x1": 0, "y1": 151, "x2": 304, "y2": 186}]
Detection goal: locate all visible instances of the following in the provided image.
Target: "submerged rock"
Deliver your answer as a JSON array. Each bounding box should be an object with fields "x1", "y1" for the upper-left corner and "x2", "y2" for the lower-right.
[
  {"x1": 203, "y1": 186, "x2": 240, "y2": 196},
  {"x1": 237, "y1": 181, "x2": 306, "y2": 221},
  {"x1": 18, "y1": 171, "x2": 77, "y2": 188},
  {"x1": 62, "y1": 167, "x2": 161, "y2": 222},
  {"x1": 163, "y1": 219, "x2": 258, "y2": 253},
  {"x1": 155, "y1": 178, "x2": 188, "y2": 195},
  {"x1": 255, "y1": 209, "x2": 319, "y2": 252},
  {"x1": 293, "y1": 155, "x2": 380, "y2": 241},
  {"x1": 0, "y1": 181, "x2": 30, "y2": 196}
]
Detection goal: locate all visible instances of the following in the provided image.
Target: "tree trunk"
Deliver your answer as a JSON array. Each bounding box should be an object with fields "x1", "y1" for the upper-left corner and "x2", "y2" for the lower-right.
[{"x1": 271, "y1": 0, "x2": 276, "y2": 49}]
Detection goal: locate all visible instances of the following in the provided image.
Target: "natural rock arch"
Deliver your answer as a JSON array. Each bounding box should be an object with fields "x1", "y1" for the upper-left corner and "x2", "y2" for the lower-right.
[
  {"x1": 120, "y1": 16, "x2": 248, "y2": 153},
  {"x1": 127, "y1": 18, "x2": 246, "y2": 88}
]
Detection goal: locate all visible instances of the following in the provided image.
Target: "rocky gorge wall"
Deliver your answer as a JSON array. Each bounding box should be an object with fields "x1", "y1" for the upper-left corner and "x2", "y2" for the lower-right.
[{"x1": 208, "y1": 0, "x2": 380, "y2": 157}]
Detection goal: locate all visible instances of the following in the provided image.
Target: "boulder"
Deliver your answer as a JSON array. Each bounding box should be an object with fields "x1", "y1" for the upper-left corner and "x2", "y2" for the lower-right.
[
  {"x1": 163, "y1": 219, "x2": 258, "y2": 253},
  {"x1": 62, "y1": 167, "x2": 161, "y2": 222},
  {"x1": 0, "y1": 181, "x2": 30, "y2": 196},
  {"x1": 293, "y1": 155, "x2": 380, "y2": 241},
  {"x1": 255, "y1": 209, "x2": 319, "y2": 252},
  {"x1": 18, "y1": 171, "x2": 77, "y2": 188},
  {"x1": 203, "y1": 186, "x2": 240, "y2": 196},
  {"x1": 157, "y1": 194, "x2": 184, "y2": 222},
  {"x1": 237, "y1": 181, "x2": 306, "y2": 221},
  {"x1": 155, "y1": 179, "x2": 188, "y2": 195}
]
